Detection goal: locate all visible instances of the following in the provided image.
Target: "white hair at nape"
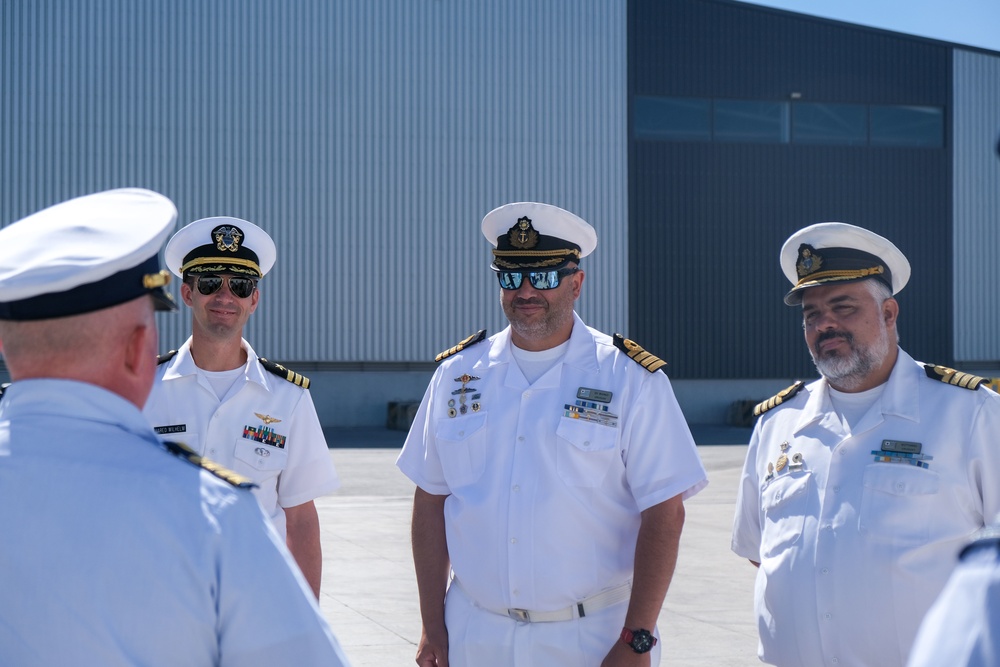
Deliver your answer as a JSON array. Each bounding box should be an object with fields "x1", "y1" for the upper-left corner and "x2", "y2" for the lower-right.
[{"x1": 863, "y1": 278, "x2": 900, "y2": 344}]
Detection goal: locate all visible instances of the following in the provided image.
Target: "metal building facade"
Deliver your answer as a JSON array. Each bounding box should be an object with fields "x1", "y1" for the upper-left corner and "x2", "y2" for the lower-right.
[
  {"x1": 0, "y1": 0, "x2": 629, "y2": 365},
  {"x1": 953, "y1": 49, "x2": 1000, "y2": 368},
  {"x1": 628, "y1": 0, "x2": 957, "y2": 380}
]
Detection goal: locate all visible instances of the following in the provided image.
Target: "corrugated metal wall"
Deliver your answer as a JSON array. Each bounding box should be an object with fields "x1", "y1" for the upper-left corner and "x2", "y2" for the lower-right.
[
  {"x1": 628, "y1": 0, "x2": 954, "y2": 379},
  {"x1": 0, "y1": 0, "x2": 628, "y2": 363},
  {"x1": 953, "y1": 49, "x2": 1000, "y2": 366}
]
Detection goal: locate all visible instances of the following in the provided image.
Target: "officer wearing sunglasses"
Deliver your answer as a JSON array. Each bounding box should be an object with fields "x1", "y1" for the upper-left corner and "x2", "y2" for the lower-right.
[
  {"x1": 144, "y1": 216, "x2": 339, "y2": 599},
  {"x1": 397, "y1": 202, "x2": 707, "y2": 667}
]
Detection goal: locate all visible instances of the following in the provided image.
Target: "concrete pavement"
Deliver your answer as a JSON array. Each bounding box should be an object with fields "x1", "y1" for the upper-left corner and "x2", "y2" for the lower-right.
[{"x1": 317, "y1": 436, "x2": 760, "y2": 666}]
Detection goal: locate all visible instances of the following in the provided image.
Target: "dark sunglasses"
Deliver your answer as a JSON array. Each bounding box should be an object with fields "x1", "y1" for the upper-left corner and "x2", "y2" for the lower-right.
[
  {"x1": 194, "y1": 275, "x2": 258, "y2": 299},
  {"x1": 496, "y1": 267, "x2": 579, "y2": 291}
]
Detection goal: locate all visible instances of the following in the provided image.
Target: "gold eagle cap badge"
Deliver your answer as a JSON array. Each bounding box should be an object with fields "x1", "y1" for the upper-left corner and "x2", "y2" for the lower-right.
[
  {"x1": 212, "y1": 224, "x2": 243, "y2": 253},
  {"x1": 254, "y1": 412, "x2": 282, "y2": 425}
]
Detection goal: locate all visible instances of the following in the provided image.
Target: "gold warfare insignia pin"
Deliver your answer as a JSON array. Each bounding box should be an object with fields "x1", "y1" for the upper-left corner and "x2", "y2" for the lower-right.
[
  {"x1": 213, "y1": 224, "x2": 243, "y2": 253},
  {"x1": 254, "y1": 412, "x2": 281, "y2": 425},
  {"x1": 775, "y1": 454, "x2": 788, "y2": 472},
  {"x1": 508, "y1": 216, "x2": 539, "y2": 249}
]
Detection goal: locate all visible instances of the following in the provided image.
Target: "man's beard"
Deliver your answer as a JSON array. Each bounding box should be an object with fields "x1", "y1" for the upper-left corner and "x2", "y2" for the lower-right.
[
  {"x1": 810, "y1": 321, "x2": 891, "y2": 390},
  {"x1": 502, "y1": 295, "x2": 574, "y2": 343}
]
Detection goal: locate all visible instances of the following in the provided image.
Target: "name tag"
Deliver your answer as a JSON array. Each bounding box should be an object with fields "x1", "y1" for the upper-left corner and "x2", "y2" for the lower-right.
[
  {"x1": 881, "y1": 439, "x2": 921, "y2": 454},
  {"x1": 154, "y1": 424, "x2": 187, "y2": 435},
  {"x1": 577, "y1": 387, "x2": 613, "y2": 403}
]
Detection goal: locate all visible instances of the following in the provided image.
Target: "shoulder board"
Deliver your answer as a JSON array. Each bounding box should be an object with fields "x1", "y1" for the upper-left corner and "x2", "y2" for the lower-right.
[
  {"x1": 753, "y1": 381, "x2": 805, "y2": 417},
  {"x1": 0, "y1": 382, "x2": 8, "y2": 400},
  {"x1": 435, "y1": 329, "x2": 487, "y2": 363},
  {"x1": 156, "y1": 350, "x2": 178, "y2": 365},
  {"x1": 924, "y1": 364, "x2": 986, "y2": 390},
  {"x1": 612, "y1": 334, "x2": 667, "y2": 373},
  {"x1": 259, "y1": 357, "x2": 311, "y2": 389},
  {"x1": 161, "y1": 440, "x2": 257, "y2": 489}
]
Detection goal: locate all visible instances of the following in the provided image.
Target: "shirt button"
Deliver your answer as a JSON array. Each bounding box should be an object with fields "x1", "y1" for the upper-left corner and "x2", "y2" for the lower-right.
[
  {"x1": 518, "y1": 436, "x2": 525, "y2": 442},
  {"x1": 458, "y1": 430, "x2": 465, "y2": 437},
  {"x1": 832, "y1": 659, "x2": 839, "y2": 664},
  {"x1": 512, "y1": 589, "x2": 520, "y2": 596},
  {"x1": 510, "y1": 538, "x2": 517, "y2": 544},
  {"x1": 821, "y1": 568, "x2": 829, "y2": 574},
  {"x1": 833, "y1": 486, "x2": 841, "y2": 493},
  {"x1": 825, "y1": 613, "x2": 832, "y2": 619},
  {"x1": 512, "y1": 485, "x2": 520, "y2": 492},
  {"x1": 839, "y1": 450, "x2": 846, "y2": 456},
  {"x1": 583, "y1": 441, "x2": 590, "y2": 447},
  {"x1": 896, "y1": 482, "x2": 906, "y2": 491}
]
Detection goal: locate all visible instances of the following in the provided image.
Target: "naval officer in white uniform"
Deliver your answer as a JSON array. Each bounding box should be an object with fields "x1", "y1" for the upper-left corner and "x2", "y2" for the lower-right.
[
  {"x1": 732, "y1": 222, "x2": 1000, "y2": 667},
  {"x1": 397, "y1": 202, "x2": 708, "y2": 666},
  {"x1": 144, "y1": 216, "x2": 339, "y2": 597}
]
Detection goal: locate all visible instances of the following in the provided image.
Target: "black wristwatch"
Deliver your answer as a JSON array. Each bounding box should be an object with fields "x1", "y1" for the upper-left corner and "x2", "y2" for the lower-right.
[{"x1": 620, "y1": 627, "x2": 657, "y2": 654}]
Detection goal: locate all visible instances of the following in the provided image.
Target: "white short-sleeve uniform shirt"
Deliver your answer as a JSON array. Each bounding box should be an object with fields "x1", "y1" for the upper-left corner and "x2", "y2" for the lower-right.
[
  {"x1": 0, "y1": 379, "x2": 351, "y2": 666},
  {"x1": 144, "y1": 338, "x2": 339, "y2": 537},
  {"x1": 397, "y1": 312, "x2": 707, "y2": 621},
  {"x1": 732, "y1": 349, "x2": 1000, "y2": 667}
]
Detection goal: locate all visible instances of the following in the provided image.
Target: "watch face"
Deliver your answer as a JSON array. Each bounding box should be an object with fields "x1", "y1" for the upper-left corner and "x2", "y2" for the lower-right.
[{"x1": 631, "y1": 629, "x2": 654, "y2": 653}]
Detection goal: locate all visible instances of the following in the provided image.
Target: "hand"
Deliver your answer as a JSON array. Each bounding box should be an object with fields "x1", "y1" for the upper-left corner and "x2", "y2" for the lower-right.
[
  {"x1": 415, "y1": 626, "x2": 449, "y2": 667},
  {"x1": 600, "y1": 639, "x2": 653, "y2": 667}
]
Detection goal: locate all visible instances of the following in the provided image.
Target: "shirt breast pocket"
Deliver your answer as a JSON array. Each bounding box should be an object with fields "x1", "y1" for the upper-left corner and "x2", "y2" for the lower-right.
[
  {"x1": 555, "y1": 417, "x2": 618, "y2": 488},
  {"x1": 434, "y1": 412, "x2": 488, "y2": 490},
  {"x1": 232, "y1": 438, "x2": 288, "y2": 484},
  {"x1": 860, "y1": 464, "x2": 940, "y2": 544},
  {"x1": 760, "y1": 472, "x2": 813, "y2": 559}
]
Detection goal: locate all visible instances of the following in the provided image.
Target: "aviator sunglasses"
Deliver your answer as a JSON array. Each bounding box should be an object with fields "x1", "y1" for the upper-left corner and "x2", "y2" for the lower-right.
[
  {"x1": 496, "y1": 267, "x2": 579, "y2": 291},
  {"x1": 194, "y1": 275, "x2": 258, "y2": 299}
]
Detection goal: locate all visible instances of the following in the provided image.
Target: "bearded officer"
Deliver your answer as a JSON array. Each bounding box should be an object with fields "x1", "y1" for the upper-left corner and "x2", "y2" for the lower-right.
[
  {"x1": 397, "y1": 202, "x2": 708, "y2": 666},
  {"x1": 732, "y1": 222, "x2": 1000, "y2": 666}
]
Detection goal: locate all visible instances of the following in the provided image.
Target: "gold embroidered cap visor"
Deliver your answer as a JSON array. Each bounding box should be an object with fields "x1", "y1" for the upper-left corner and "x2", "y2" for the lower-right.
[
  {"x1": 0, "y1": 188, "x2": 178, "y2": 320},
  {"x1": 482, "y1": 202, "x2": 598, "y2": 271},
  {"x1": 164, "y1": 216, "x2": 277, "y2": 279},
  {"x1": 779, "y1": 221, "x2": 910, "y2": 306}
]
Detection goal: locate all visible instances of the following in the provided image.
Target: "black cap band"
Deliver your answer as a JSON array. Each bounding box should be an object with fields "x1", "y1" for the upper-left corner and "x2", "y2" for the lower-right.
[{"x1": 0, "y1": 254, "x2": 175, "y2": 320}]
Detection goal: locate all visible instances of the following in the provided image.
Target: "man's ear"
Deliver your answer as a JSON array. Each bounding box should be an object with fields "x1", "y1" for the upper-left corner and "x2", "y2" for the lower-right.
[
  {"x1": 180, "y1": 280, "x2": 194, "y2": 307},
  {"x1": 883, "y1": 297, "x2": 899, "y2": 328}
]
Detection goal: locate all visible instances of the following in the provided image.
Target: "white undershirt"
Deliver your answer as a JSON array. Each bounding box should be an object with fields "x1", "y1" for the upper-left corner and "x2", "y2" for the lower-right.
[
  {"x1": 510, "y1": 339, "x2": 570, "y2": 385},
  {"x1": 827, "y1": 383, "x2": 887, "y2": 431},
  {"x1": 198, "y1": 366, "x2": 245, "y2": 402}
]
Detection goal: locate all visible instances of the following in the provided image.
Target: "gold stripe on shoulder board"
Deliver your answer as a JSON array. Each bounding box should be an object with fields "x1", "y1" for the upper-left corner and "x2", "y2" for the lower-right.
[
  {"x1": 753, "y1": 381, "x2": 806, "y2": 417},
  {"x1": 612, "y1": 333, "x2": 667, "y2": 373},
  {"x1": 259, "y1": 357, "x2": 311, "y2": 389},
  {"x1": 924, "y1": 364, "x2": 986, "y2": 390},
  {"x1": 162, "y1": 440, "x2": 257, "y2": 489},
  {"x1": 435, "y1": 329, "x2": 487, "y2": 363}
]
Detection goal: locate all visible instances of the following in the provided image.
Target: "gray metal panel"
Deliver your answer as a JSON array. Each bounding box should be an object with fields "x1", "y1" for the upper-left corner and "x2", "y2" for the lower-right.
[
  {"x1": 0, "y1": 0, "x2": 628, "y2": 362},
  {"x1": 953, "y1": 49, "x2": 1000, "y2": 365}
]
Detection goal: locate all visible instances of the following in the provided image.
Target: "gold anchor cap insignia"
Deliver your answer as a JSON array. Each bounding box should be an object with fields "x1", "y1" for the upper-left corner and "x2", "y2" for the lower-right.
[
  {"x1": 507, "y1": 217, "x2": 539, "y2": 249},
  {"x1": 254, "y1": 412, "x2": 281, "y2": 425}
]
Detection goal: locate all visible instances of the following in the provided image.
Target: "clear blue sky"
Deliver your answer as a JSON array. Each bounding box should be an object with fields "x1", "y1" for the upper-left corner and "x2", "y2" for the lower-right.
[{"x1": 735, "y1": 0, "x2": 1000, "y2": 52}]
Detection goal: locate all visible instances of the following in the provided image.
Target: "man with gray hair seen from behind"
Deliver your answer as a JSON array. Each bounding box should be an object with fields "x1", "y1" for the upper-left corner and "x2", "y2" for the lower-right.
[
  {"x1": 397, "y1": 202, "x2": 708, "y2": 666},
  {"x1": 732, "y1": 222, "x2": 1000, "y2": 667},
  {"x1": 0, "y1": 188, "x2": 350, "y2": 666}
]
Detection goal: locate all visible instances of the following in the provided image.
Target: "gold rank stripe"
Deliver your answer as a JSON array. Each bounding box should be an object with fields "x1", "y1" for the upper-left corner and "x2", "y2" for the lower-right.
[
  {"x1": 924, "y1": 364, "x2": 986, "y2": 390},
  {"x1": 753, "y1": 381, "x2": 806, "y2": 417},
  {"x1": 259, "y1": 357, "x2": 311, "y2": 389},
  {"x1": 435, "y1": 329, "x2": 487, "y2": 363},
  {"x1": 613, "y1": 334, "x2": 667, "y2": 373}
]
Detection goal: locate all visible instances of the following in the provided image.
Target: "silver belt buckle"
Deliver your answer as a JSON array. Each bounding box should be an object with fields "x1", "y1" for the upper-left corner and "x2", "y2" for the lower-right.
[{"x1": 507, "y1": 608, "x2": 531, "y2": 622}]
